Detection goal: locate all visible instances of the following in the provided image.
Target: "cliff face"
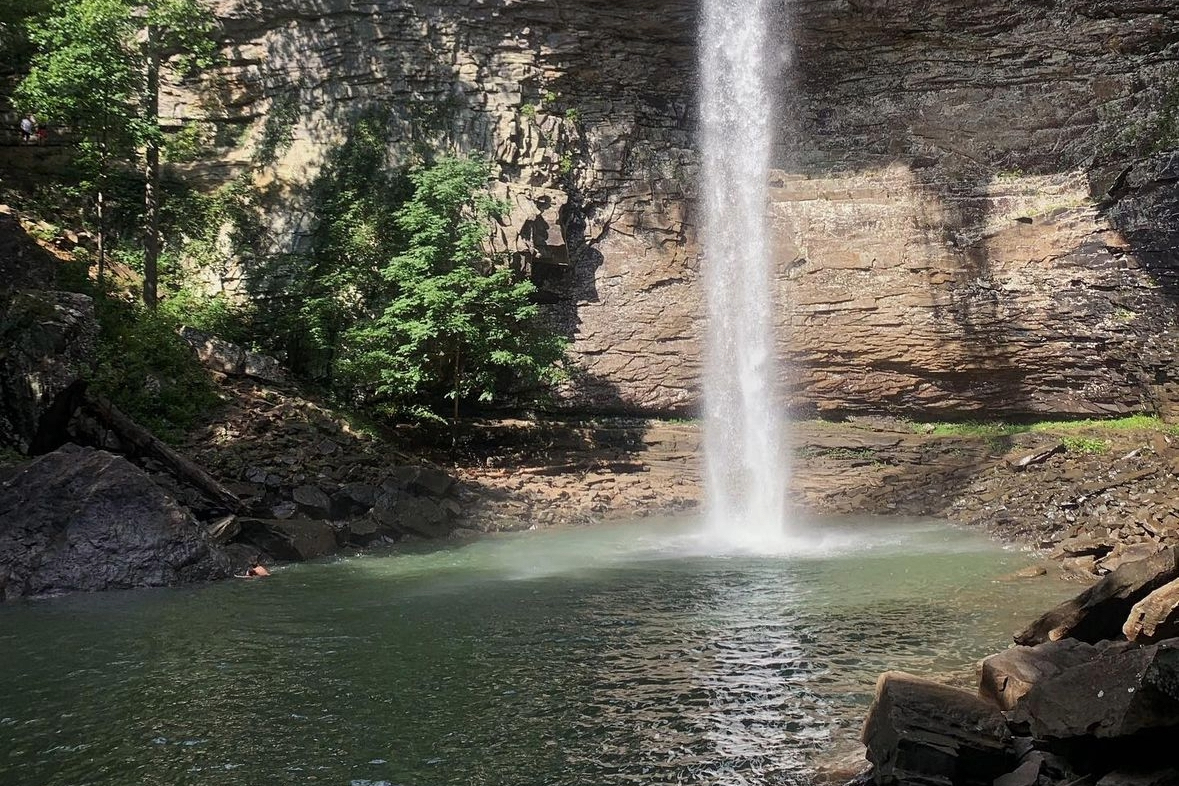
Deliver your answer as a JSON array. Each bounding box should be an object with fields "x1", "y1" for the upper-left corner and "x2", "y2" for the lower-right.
[{"x1": 166, "y1": 0, "x2": 1179, "y2": 418}]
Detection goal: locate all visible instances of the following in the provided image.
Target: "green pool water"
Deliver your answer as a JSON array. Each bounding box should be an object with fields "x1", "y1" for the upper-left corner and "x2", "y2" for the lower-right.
[{"x1": 0, "y1": 516, "x2": 1073, "y2": 786}]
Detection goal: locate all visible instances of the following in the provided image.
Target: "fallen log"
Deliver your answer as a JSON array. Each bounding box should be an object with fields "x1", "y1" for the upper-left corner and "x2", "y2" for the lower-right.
[{"x1": 81, "y1": 391, "x2": 243, "y2": 514}]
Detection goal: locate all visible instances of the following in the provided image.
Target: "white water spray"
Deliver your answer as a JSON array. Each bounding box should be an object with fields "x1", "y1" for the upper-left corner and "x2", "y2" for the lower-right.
[{"x1": 699, "y1": 0, "x2": 789, "y2": 548}]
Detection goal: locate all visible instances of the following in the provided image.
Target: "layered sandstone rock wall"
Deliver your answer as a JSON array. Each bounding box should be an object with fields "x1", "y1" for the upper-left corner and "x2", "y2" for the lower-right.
[{"x1": 121, "y1": 1, "x2": 1179, "y2": 416}]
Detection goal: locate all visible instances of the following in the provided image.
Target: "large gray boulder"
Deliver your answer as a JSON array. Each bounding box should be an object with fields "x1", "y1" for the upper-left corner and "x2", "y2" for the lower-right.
[
  {"x1": 0, "y1": 445, "x2": 229, "y2": 598},
  {"x1": 1011, "y1": 640, "x2": 1179, "y2": 740},
  {"x1": 862, "y1": 671, "x2": 1014, "y2": 786}
]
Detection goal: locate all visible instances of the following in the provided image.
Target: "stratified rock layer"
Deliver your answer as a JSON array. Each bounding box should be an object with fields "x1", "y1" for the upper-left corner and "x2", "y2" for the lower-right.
[
  {"x1": 5, "y1": 2, "x2": 1178, "y2": 417},
  {"x1": 0, "y1": 445, "x2": 230, "y2": 598},
  {"x1": 145, "y1": 1, "x2": 1179, "y2": 417}
]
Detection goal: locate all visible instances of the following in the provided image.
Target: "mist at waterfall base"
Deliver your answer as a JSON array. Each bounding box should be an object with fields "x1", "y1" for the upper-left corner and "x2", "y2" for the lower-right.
[
  {"x1": 0, "y1": 518, "x2": 1072, "y2": 786},
  {"x1": 699, "y1": 0, "x2": 792, "y2": 551}
]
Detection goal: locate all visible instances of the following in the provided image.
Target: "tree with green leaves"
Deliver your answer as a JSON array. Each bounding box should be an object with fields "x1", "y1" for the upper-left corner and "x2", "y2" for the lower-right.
[
  {"x1": 15, "y1": 0, "x2": 217, "y2": 304},
  {"x1": 336, "y1": 156, "x2": 566, "y2": 427}
]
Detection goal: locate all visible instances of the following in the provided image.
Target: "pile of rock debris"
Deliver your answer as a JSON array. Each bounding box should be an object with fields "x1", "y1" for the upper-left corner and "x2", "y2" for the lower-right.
[{"x1": 858, "y1": 547, "x2": 1179, "y2": 786}]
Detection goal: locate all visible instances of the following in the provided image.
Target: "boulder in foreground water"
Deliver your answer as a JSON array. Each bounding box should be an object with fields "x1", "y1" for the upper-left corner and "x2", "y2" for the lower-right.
[
  {"x1": 0, "y1": 445, "x2": 229, "y2": 598},
  {"x1": 862, "y1": 671, "x2": 1013, "y2": 785}
]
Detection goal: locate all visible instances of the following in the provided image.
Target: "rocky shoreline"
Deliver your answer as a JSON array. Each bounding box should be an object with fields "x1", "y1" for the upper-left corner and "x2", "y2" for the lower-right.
[
  {"x1": 8, "y1": 348, "x2": 1179, "y2": 596},
  {"x1": 855, "y1": 548, "x2": 1179, "y2": 786}
]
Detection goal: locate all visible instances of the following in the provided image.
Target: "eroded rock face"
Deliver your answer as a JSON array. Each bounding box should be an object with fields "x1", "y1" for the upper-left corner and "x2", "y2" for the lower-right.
[
  {"x1": 96, "y1": 2, "x2": 1179, "y2": 415},
  {"x1": 0, "y1": 445, "x2": 230, "y2": 599},
  {"x1": 0, "y1": 290, "x2": 97, "y2": 453}
]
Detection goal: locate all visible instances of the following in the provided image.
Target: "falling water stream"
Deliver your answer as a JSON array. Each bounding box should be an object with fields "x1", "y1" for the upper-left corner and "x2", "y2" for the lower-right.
[{"x1": 700, "y1": 0, "x2": 789, "y2": 548}]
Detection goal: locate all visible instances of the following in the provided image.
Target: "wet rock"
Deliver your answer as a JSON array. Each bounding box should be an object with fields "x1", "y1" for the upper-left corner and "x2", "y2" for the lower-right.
[
  {"x1": 341, "y1": 516, "x2": 382, "y2": 545},
  {"x1": 993, "y1": 760, "x2": 1040, "y2": 786},
  {"x1": 206, "y1": 514, "x2": 240, "y2": 544},
  {"x1": 862, "y1": 671, "x2": 1013, "y2": 786},
  {"x1": 292, "y1": 484, "x2": 332, "y2": 518},
  {"x1": 371, "y1": 492, "x2": 454, "y2": 539},
  {"x1": 1095, "y1": 768, "x2": 1179, "y2": 786},
  {"x1": 331, "y1": 482, "x2": 378, "y2": 518},
  {"x1": 0, "y1": 445, "x2": 229, "y2": 598},
  {"x1": 270, "y1": 500, "x2": 297, "y2": 520},
  {"x1": 223, "y1": 542, "x2": 265, "y2": 575},
  {"x1": 385, "y1": 465, "x2": 456, "y2": 498},
  {"x1": 1015, "y1": 548, "x2": 1179, "y2": 645},
  {"x1": 0, "y1": 290, "x2": 98, "y2": 453}
]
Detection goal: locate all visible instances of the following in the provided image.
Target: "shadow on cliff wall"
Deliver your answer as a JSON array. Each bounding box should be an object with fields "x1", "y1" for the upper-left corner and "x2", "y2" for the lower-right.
[{"x1": 770, "y1": 0, "x2": 1179, "y2": 422}]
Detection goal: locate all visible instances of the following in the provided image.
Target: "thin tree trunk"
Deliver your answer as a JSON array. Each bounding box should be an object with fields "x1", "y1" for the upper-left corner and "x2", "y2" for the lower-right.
[
  {"x1": 450, "y1": 344, "x2": 462, "y2": 459},
  {"x1": 97, "y1": 123, "x2": 108, "y2": 284},
  {"x1": 96, "y1": 187, "x2": 106, "y2": 283},
  {"x1": 142, "y1": 24, "x2": 160, "y2": 309}
]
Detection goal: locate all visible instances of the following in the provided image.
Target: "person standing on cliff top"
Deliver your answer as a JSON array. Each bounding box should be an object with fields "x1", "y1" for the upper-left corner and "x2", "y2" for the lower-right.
[{"x1": 19, "y1": 115, "x2": 34, "y2": 144}]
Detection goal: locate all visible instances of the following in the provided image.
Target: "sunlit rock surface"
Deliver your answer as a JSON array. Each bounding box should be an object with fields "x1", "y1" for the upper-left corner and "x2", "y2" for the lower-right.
[{"x1": 152, "y1": 2, "x2": 1179, "y2": 416}]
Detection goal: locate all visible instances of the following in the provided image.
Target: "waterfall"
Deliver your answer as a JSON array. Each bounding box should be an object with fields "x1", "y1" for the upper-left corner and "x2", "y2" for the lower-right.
[{"x1": 699, "y1": 0, "x2": 789, "y2": 548}]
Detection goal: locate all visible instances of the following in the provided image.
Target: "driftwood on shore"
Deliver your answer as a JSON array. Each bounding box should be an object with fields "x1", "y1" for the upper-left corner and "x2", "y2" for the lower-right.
[{"x1": 78, "y1": 391, "x2": 243, "y2": 513}]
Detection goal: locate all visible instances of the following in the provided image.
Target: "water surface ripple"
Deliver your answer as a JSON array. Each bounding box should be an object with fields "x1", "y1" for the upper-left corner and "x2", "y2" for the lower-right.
[{"x1": 0, "y1": 518, "x2": 1072, "y2": 786}]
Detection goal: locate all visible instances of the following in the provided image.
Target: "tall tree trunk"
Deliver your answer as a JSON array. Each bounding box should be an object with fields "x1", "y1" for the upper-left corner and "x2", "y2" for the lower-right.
[
  {"x1": 96, "y1": 187, "x2": 106, "y2": 283},
  {"x1": 450, "y1": 344, "x2": 462, "y2": 459},
  {"x1": 142, "y1": 24, "x2": 160, "y2": 309},
  {"x1": 97, "y1": 123, "x2": 108, "y2": 284}
]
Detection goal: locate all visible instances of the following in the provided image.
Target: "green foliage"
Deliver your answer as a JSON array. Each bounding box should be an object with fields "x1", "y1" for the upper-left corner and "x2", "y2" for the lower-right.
[
  {"x1": 913, "y1": 414, "x2": 1173, "y2": 438},
  {"x1": 334, "y1": 156, "x2": 566, "y2": 415},
  {"x1": 520, "y1": 103, "x2": 538, "y2": 120},
  {"x1": 16, "y1": 0, "x2": 141, "y2": 153},
  {"x1": 159, "y1": 287, "x2": 253, "y2": 346},
  {"x1": 16, "y1": 0, "x2": 220, "y2": 305},
  {"x1": 1061, "y1": 436, "x2": 1110, "y2": 454},
  {"x1": 256, "y1": 112, "x2": 412, "y2": 379},
  {"x1": 162, "y1": 121, "x2": 212, "y2": 163},
  {"x1": 90, "y1": 293, "x2": 220, "y2": 442},
  {"x1": 15, "y1": 0, "x2": 216, "y2": 150},
  {"x1": 0, "y1": 0, "x2": 52, "y2": 71},
  {"x1": 255, "y1": 93, "x2": 299, "y2": 166}
]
